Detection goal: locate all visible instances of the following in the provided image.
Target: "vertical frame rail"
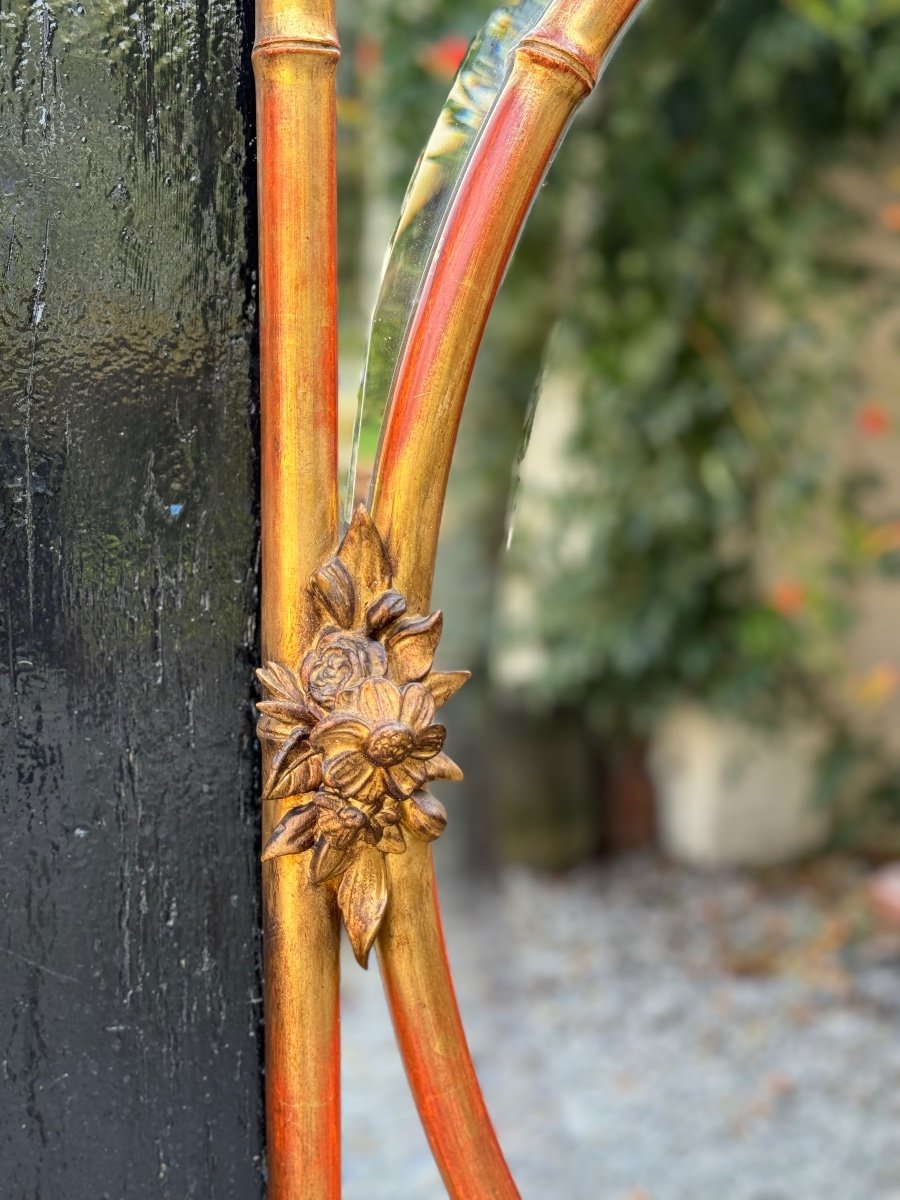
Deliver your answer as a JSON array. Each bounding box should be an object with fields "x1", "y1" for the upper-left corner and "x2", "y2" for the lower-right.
[{"x1": 253, "y1": 3, "x2": 341, "y2": 1196}]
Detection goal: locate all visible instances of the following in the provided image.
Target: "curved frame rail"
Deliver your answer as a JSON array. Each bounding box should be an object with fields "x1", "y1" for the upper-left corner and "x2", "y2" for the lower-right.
[{"x1": 370, "y1": 3, "x2": 642, "y2": 1195}]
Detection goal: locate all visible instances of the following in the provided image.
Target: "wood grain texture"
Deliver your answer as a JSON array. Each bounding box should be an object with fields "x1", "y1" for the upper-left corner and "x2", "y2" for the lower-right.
[{"x1": 0, "y1": 0, "x2": 264, "y2": 1194}]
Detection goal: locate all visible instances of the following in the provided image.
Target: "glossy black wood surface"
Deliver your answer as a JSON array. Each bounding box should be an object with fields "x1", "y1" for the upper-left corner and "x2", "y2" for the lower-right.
[{"x1": 0, "y1": 0, "x2": 265, "y2": 1193}]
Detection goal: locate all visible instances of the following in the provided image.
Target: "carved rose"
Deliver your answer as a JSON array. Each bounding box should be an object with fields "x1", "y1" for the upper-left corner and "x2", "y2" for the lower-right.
[{"x1": 300, "y1": 629, "x2": 387, "y2": 709}]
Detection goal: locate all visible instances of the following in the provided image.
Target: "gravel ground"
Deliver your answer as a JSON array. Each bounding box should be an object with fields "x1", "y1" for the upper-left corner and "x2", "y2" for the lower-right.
[{"x1": 342, "y1": 853, "x2": 900, "y2": 1200}]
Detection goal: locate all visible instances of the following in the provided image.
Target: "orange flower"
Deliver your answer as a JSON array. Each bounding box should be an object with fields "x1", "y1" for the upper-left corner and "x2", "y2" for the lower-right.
[
  {"x1": 418, "y1": 34, "x2": 469, "y2": 79},
  {"x1": 857, "y1": 403, "x2": 891, "y2": 438},
  {"x1": 767, "y1": 579, "x2": 806, "y2": 617},
  {"x1": 356, "y1": 35, "x2": 381, "y2": 75},
  {"x1": 879, "y1": 203, "x2": 900, "y2": 232}
]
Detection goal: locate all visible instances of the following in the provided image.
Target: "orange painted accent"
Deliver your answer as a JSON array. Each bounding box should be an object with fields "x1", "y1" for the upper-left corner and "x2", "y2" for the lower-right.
[
  {"x1": 371, "y1": 0, "x2": 643, "y2": 602},
  {"x1": 370, "y1": 3, "x2": 642, "y2": 1196},
  {"x1": 379, "y1": 843, "x2": 520, "y2": 1199},
  {"x1": 371, "y1": 70, "x2": 579, "y2": 602},
  {"x1": 253, "y1": 2, "x2": 341, "y2": 1196}
]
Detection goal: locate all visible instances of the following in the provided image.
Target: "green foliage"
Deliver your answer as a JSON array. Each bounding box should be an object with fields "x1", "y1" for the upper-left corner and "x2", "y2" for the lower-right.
[
  {"x1": 339, "y1": 0, "x2": 900, "y2": 820},
  {"x1": 497, "y1": 1, "x2": 900, "y2": 766}
]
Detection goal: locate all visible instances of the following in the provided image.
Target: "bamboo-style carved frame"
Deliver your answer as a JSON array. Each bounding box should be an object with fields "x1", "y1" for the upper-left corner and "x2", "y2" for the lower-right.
[{"x1": 252, "y1": 2, "x2": 643, "y2": 1195}]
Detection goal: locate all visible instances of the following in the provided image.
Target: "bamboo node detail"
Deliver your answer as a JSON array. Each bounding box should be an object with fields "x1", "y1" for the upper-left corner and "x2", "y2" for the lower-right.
[{"x1": 256, "y1": 506, "x2": 469, "y2": 966}]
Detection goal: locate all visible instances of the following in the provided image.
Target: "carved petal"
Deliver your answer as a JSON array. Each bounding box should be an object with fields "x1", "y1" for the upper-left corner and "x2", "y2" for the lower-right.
[
  {"x1": 411, "y1": 724, "x2": 446, "y2": 760},
  {"x1": 354, "y1": 676, "x2": 401, "y2": 724},
  {"x1": 384, "y1": 612, "x2": 443, "y2": 683},
  {"x1": 313, "y1": 788, "x2": 341, "y2": 813},
  {"x1": 376, "y1": 798, "x2": 402, "y2": 826},
  {"x1": 311, "y1": 557, "x2": 355, "y2": 628},
  {"x1": 309, "y1": 837, "x2": 354, "y2": 885},
  {"x1": 384, "y1": 758, "x2": 427, "y2": 799},
  {"x1": 365, "y1": 589, "x2": 407, "y2": 634},
  {"x1": 337, "y1": 845, "x2": 389, "y2": 968},
  {"x1": 323, "y1": 750, "x2": 376, "y2": 796},
  {"x1": 310, "y1": 714, "x2": 370, "y2": 757},
  {"x1": 424, "y1": 751, "x2": 463, "y2": 782},
  {"x1": 337, "y1": 507, "x2": 392, "y2": 617},
  {"x1": 399, "y1": 682, "x2": 436, "y2": 730},
  {"x1": 423, "y1": 670, "x2": 470, "y2": 707},
  {"x1": 264, "y1": 752, "x2": 323, "y2": 802},
  {"x1": 261, "y1": 804, "x2": 318, "y2": 861},
  {"x1": 400, "y1": 792, "x2": 448, "y2": 842},
  {"x1": 378, "y1": 824, "x2": 406, "y2": 855}
]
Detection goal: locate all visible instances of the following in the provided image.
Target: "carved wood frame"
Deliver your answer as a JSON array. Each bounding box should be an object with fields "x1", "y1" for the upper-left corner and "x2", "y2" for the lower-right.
[{"x1": 252, "y1": 2, "x2": 643, "y2": 1195}]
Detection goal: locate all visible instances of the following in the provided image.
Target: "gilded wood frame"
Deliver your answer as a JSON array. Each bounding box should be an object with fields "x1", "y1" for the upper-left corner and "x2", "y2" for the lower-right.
[{"x1": 252, "y1": 2, "x2": 642, "y2": 1195}]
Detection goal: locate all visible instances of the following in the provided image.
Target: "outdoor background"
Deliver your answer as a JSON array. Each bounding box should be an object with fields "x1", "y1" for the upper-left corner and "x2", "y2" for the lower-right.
[{"x1": 334, "y1": 2, "x2": 900, "y2": 1197}]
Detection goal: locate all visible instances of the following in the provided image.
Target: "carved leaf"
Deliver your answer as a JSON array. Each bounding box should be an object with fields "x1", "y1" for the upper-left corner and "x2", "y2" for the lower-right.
[
  {"x1": 337, "y1": 845, "x2": 389, "y2": 968},
  {"x1": 424, "y1": 670, "x2": 470, "y2": 707},
  {"x1": 400, "y1": 792, "x2": 448, "y2": 842},
  {"x1": 269, "y1": 726, "x2": 311, "y2": 774},
  {"x1": 309, "y1": 837, "x2": 354, "y2": 886},
  {"x1": 257, "y1": 699, "x2": 312, "y2": 727},
  {"x1": 377, "y1": 824, "x2": 405, "y2": 854},
  {"x1": 311, "y1": 557, "x2": 355, "y2": 628},
  {"x1": 264, "y1": 752, "x2": 323, "y2": 802},
  {"x1": 257, "y1": 713, "x2": 296, "y2": 745},
  {"x1": 257, "y1": 660, "x2": 305, "y2": 702},
  {"x1": 384, "y1": 611, "x2": 443, "y2": 682},
  {"x1": 261, "y1": 804, "x2": 318, "y2": 861},
  {"x1": 365, "y1": 589, "x2": 407, "y2": 634},
  {"x1": 424, "y1": 751, "x2": 463, "y2": 782},
  {"x1": 337, "y1": 507, "x2": 392, "y2": 618}
]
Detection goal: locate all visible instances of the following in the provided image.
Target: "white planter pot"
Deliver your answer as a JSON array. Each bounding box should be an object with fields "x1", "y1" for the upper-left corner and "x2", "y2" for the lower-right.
[{"x1": 649, "y1": 705, "x2": 830, "y2": 869}]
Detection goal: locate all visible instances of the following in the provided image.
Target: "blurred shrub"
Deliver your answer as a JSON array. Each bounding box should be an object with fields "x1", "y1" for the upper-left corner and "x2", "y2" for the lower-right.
[
  {"x1": 339, "y1": 0, "x2": 900, "y2": 822},
  {"x1": 495, "y1": 3, "x2": 900, "y2": 778}
]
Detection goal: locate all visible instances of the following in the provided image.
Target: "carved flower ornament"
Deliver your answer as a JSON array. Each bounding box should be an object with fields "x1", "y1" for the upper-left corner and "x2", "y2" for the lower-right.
[{"x1": 256, "y1": 507, "x2": 468, "y2": 966}]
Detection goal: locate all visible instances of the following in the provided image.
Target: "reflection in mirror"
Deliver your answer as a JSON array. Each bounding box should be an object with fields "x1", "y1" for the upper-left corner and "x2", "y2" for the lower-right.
[{"x1": 344, "y1": 0, "x2": 552, "y2": 517}]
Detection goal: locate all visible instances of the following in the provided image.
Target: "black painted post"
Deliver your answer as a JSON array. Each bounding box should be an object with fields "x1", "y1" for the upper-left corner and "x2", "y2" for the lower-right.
[{"x1": 0, "y1": 0, "x2": 265, "y2": 1193}]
